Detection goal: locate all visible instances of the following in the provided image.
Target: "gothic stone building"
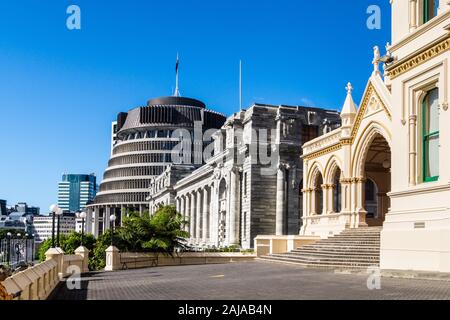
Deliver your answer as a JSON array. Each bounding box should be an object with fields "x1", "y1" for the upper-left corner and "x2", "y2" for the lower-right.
[
  {"x1": 148, "y1": 103, "x2": 340, "y2": 249},
  {"x1": 298, "y1": 0, "x2": 450, "y2": 273}
]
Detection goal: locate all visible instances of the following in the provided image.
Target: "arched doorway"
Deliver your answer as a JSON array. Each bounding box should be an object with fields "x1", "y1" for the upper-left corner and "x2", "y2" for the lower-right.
[{"x1": 362, "y1": 133, "x2": 391, "y2": 226}]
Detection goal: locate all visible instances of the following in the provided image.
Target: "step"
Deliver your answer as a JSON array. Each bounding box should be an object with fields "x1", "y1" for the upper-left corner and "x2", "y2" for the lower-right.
[
  {"x1": 289, "y1": 250, "x2": 380, "y2": 256},
  {"x1": 303, "y1": 241, "x2": 380, "y2": 246},
  {"x1": 295, "y1": 244, "x2": 380, "y2": 250},
  {"x1": 270, "y1": 254, "x2": 379, "y2": 263},
  {"x1": 264, "y1": 255, "x2": 379, "y2": 266},
  {"x1": 260, "y1": 256, "x2": 378, "y2": 268}
]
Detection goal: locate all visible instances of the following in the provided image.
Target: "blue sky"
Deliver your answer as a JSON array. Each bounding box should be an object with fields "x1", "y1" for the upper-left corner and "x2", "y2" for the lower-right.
[{"x1": 0, "y1": 0, "x2": 390, "y2": 212}]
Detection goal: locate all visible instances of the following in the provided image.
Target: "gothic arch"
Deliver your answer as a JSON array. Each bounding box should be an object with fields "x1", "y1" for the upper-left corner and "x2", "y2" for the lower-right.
[
  {"x1": 307, "y1": 162, "x2": 324, "y2": 189},
  {"x1": 324, "y1": 156, "x2": 344, "y2": 184},
  {"x1": 352, "y1": 121, "x2": 392, "y2": 178}
]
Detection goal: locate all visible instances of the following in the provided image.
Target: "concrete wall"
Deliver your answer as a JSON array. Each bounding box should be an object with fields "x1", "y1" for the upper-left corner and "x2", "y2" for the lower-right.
[{"x1": 105, "y1": 249, "x2": 256, "y2": 271}]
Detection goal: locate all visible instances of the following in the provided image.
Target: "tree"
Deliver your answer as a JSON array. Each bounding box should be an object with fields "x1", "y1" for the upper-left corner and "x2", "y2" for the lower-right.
[
  {"x1": 118, "y1": 205, "x2": 189, "y2": 254},
  {"x1": 37, "y1": 232, "x2": 96, "y2": 262},
  {"x1": 89, "y1": 229, "x2": 126, "y2": 271}
]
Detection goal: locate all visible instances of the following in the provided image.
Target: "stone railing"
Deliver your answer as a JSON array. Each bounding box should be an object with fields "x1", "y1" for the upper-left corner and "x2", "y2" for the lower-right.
[
  {"x1": 302, "y1": 129, "x2": 342, "y2": 157},
  {"x1": 0, "y1": 246, "x2": 89, "y2": 300},
  {"x1": 105, "y1": 246, "x2": 256, "y2": 271}
]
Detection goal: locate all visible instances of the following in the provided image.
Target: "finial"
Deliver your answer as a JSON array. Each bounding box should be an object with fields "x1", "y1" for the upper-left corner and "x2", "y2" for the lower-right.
[
  {"x1": 346, "y1": 82, "x2": 353, "y2": 95},
  {"x1": 372, "y1": 46, "x2": 381, "y2": 75}
]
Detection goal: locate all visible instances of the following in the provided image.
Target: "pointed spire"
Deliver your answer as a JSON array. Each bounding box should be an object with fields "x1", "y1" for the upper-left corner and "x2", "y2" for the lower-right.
[{"x1": 341, "y1": 82, "x2": 357, "y2": 116}]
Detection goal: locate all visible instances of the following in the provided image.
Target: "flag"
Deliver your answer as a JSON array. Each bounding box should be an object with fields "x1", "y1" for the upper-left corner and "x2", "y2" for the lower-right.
[{"x1": 175, "y1": 54, "x2": 179, "y2": 74}]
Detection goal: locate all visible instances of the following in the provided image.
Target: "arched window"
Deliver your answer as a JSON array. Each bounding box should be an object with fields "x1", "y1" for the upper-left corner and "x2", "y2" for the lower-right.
[
  {"x1": 314, "y1": 173, "x2": 323, "y2": 215},
  {"x1": 422, "y1": 87, "x2": 439, "y2": 182},
  {"x1": 332, "y1": 169, "x2": 341, "y2": 213},
  {"x1": 422, "y1": 0, "x2": 439, "y2": 24}
]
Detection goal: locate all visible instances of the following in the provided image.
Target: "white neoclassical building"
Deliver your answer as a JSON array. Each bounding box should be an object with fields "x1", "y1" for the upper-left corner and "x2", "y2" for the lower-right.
[
  {"x1": 300, "y1": 0, "x2": 450, "y2": 273},
  {"x1": 148, "y1": 104, "x2": 340, "y2": 249}
]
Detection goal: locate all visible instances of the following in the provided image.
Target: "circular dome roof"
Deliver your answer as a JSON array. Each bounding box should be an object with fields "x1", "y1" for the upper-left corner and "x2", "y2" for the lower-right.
[{"x1": 147, "y1": 96, "x2": 205, "y2": 109}]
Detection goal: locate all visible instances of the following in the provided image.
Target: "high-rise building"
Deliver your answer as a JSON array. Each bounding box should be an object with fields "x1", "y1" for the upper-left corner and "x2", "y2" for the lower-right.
[
  {"x1": 86, "y1": 96, "x2": 226, "y2": 237},
  {"x1": 58, "y1": 174, "x2": 97, "y2": 213},
  {"x1": 0, "y1": 199, "x2": 6, "y2": 216}
]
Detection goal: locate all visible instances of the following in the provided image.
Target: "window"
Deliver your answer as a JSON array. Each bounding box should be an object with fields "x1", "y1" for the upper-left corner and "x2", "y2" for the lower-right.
[
  {"x1": 243, "y1": 172, "x2": 248, "y2": 197},
  {"x1": 422, "y1": 0, "x2": 439, "y2": 24},
  {"x1": 422, "y1": 87, "x2": 439, "y2": 182},
  {"x1": 301, "y1": 125, "x2": 319, "y2": 144}
]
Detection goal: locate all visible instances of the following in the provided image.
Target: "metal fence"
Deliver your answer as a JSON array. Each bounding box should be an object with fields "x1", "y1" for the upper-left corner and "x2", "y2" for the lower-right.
[{"x1": 0, "y1": 238, "x2": 35, "y2": 269}]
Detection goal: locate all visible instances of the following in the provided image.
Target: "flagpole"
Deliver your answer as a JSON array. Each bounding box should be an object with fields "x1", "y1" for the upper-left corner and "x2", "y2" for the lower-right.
[
  {"x1": 174, "y1": 53, "x2": 180, "y2": 97},
  {"x1": 239, "y1": 60, "x2": 242, "y2": 111}
]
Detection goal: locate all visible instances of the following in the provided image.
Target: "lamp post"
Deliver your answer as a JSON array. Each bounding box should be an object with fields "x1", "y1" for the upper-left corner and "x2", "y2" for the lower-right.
[
  {"x1": 55, "y1": 207, "x2": 63, "y2": 248},
  {"x1": 24, "y1": 233, "x2": 29, "y2": 263},
  {"x1": 76, "y1": 211, "x2": 86, "y2": 246},
  {"x1": 6, "y1": 232, "x2": 11, "y2": 266},
  {"x1": 110, "y1": 214, "x2": 116, "y2": 246},
  {"x1": 31, "y1": 234, "x2": 35, "y2": 263},
  {"x1": 15, "y1": 233, "x2": 21, "y2": 264},
  {"x1": 49, "y1": 204, "x2": 59, "y2": 248}
]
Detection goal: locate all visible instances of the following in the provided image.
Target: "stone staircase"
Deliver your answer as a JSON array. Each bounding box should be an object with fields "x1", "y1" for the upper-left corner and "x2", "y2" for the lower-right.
[{"x1": 260, "y1": 227, "x2": 382, "y2": 270}]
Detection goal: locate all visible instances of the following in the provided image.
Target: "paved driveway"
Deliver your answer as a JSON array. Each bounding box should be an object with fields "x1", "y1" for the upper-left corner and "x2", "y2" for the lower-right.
[{"x1": 50, "y1": 261, "x2": 450, "y2": 300}]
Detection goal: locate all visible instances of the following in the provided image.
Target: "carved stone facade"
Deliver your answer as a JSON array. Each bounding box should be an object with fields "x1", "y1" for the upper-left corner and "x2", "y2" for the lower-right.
[
  {"x1": 301, "y1": 1, "x2": 450, "y2": 273},
  {"x1": 148, "y1": 104, "x2": 340, "y2": 249}
]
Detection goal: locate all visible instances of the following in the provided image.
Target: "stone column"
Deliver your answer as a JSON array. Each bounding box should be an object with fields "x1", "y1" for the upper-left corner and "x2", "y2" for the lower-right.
[
  {"x1": 275, "y1": 165, "x2": 286, "y2": 235},
  {"x1": 228, "y1": 168, "x2": 241, "y2": 245},
  {"x1": 340, "y1": 179, "x2": 351, "y2": 214},
  {"x1": 104, "y1": 246, "x2": 120, "y2": 271},
  {"x1": 93, "y1": 207, "x2": 99, "y2": 238},
  {"x1": 355, "y1": 178, "x2": 368, "y2": 227},
  {"x1": 179, "y1": 196, "x2": 185, "y2": 224},
  {"x1": 328, "y1": 184, "x2": 335, "y2": 214},
  {"x1": 209, "y1": 184, "x2": 218, "y2": 246},
  {"x1": 74, "y1": 246, "x2": 90, "y2": 273},
  {"x1": 196, "y1": 190, "x2": 202, "y2": 243},
  {"x1": 190, "y1": 193, "x2": 196, "y2": 240},
  {"x1": 321, "y1": 184, "x2": 328, "y2": 215},
  {"x1": 410, "y1": 0, "x2": 417, "y2": 30},
  {"x1": 120, "y1": 205, "x2": 125, "y2": 227},
  {"x1": 409, "y1": 115, "x2": 417, "y2": 186},
  {"x1": 185, "y1": 195, "x2": 190, "y2": 234},
  {"x1": 202, "y1": 188, "x2": 209, "y2": 243},
  {"x1": 310, "y1": 187, "x2": 317, "y2": 215},
  {"x1": 85, "y1": 207, "x2": 93, "y2": 234},
  {"x1": 104, "y1": 206, "x2": 111, "y2": 231}
]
